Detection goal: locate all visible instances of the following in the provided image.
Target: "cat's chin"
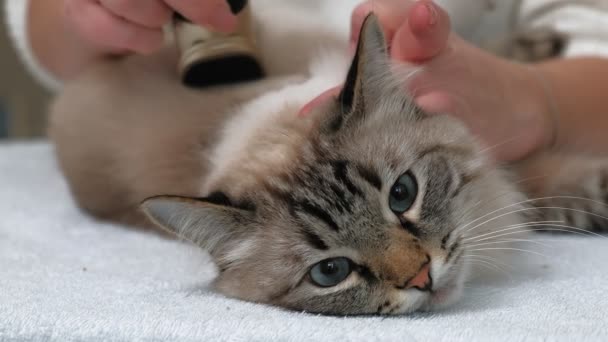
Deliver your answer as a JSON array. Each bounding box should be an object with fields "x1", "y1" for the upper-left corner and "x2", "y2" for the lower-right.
[
  {"x1": 420, "y1": 272, "x2": 466, "y2": 312},
  {"x1": 427, "y1": 282, "x2": 464, "y2": 310}
]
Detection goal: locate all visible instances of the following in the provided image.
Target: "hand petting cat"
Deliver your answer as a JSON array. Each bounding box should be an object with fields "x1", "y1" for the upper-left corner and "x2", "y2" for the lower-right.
[{"x1": 349, "y1": 0, "x2": 554, "y2": 163}]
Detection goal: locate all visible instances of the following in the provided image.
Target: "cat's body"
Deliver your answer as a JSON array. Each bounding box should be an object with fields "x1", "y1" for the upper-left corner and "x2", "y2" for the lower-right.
[
  {"x1": 50, "y1": 1, "x2": 354, "y2": 227},
  {"x1": 49, "y1": 2, "x2": 605, "y2": 315}
]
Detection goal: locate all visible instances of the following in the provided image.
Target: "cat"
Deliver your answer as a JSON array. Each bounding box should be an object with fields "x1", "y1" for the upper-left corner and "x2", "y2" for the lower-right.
[{"x1": 49, "y1": 4, "x2": 606, "y2": 315}]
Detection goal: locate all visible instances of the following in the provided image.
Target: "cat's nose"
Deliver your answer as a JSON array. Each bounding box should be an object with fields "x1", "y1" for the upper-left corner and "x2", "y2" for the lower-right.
[{"x1": 404, "y1": 263, "x2": 432, "y2": 291}]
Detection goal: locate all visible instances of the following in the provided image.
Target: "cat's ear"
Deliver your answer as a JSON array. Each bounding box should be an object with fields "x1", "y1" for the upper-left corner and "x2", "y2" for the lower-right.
[
  {"x1": 331, "y1": 13, "x2": 389, "y2": 130},
  {"x1": 140, "y1": 193, "x2": 254, "y2": 255}
]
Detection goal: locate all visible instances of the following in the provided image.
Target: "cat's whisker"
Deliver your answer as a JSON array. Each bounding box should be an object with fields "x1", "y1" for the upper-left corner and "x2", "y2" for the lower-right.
[
  {"x1": 461, "y1": 220, "x2": 562, "y2": 243},
  {"x1": 461, "y1": 220, "x2": 563, "y2": 242},
  {"x1": 464, "y1": 223, "x2": 606, "y2": 243},
  {"x1": 464, "y1": 257, "x2": 514, "y2": 277},
  {"x1": 415, "y1": 55, "x2": 476, "y2": 77},
  {"x1": 463, "y1": 238, "x2": 553, "y2": 250},
  {"x1": 455, "y1": 175, "x2": 552, "y2": 231},
  {"x1": 463, "y1": 256, "x2": 509, "y2": 273},
  {"x1": 458, "y1": 201, "x2": 608, "y2": 237},
  {"x1": 464, "y1": 175, "x2": 549, "y2": 211},
  {"x1": 458, "y1": 207, "x2": 537, "y2": 237},
  {"x1": 455, "y1": 196, "x2": 526, "y2": 239},
  {"x1": 456, "y1": 199, "x2": 535, "y2": 235},
  {"x1": 463, "y1": 257, "x2": 513, "y2": 279},
  {"x1": 457, "y1": 196, "x2": 604, "y2": 235},
  {"x1": 466, "y1": 247, "x2": 548, "y2": 258},
  {"x1": 527, "y1": 225, "x2": 608, "y2": 239},
  {"x1": 465, "y1": 253, "x2": 516, "y2": 271},
  {"x1": 473, "y1": 227, "x2": 604, "y2": 246},
  {"x1": 460, "y1": 195, "x2": 608, "y2": 234},
  {"x1": 459, "y1": 211, "x2": 552, "y2": 239},
  {"x1": 464, "y1": 258, "x2": 505, "y2": 273},
  {"x1": 512, "y1": 174, "x2": 552, "y2": 186},
  {"x1": 463, "y1": 225, "x2": 542, "y2": 243},
  {"x1": 478, "y1": 135, "x2": 526, "y2": 157},
  {"x1": 391, "y1": 65, "x2": 422, "y2": 84},
  {"x1": 408, "y1": 81, "x2": 457, "y2": 95},
  {"x1": 468, "y1": 207, "x2": 608, "y2": 241}
]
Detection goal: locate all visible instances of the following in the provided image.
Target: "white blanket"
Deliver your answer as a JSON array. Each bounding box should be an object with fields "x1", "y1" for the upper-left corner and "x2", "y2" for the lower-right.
[{"x1": 1, "y1": 142, "x2": 608, "y2": 341}]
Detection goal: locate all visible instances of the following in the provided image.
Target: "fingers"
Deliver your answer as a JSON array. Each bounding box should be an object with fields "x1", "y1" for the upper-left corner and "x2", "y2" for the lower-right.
[
  {"x1": 100, "y1": 0, "x2": 237, "y2": 32},
  {"x1": 65, "y1": 0, "x2": 239, "y2": 56},
  {"x1": 414, "y1": 91, "x2": 456, "y2": 114},
  {"x1": 65, "y1": 0, "x2": 165, "y2": 54},
  {"x1": 164, "y1": 0, "x2": 237, "y2": 32},
  {"x1": 391, "y1": 1, "x2": 451, "y2": 62},
  {"x1": 100, "y1": 0, "x2": 172, "y2": 28},
  {"x1": 350, "y1": 0, "x2": 450, "y2": 62}
]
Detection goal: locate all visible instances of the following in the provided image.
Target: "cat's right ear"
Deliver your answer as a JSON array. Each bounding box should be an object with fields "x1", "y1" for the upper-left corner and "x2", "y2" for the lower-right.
[
  {"x1": 324, "y1": 13, "x2": 390, "y2": 133},
  {"x1": 140, "y1": 193, "x2": 254, "y2": 255}
]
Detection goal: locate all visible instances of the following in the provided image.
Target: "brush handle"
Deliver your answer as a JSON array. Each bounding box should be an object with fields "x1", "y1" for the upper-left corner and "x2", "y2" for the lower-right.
[
  {"x1": 226, "y1": 0, "x2": 247, "y2": 15},
  {"x1": 171, "y1": 0, "x2": 263, "y2": 88}
]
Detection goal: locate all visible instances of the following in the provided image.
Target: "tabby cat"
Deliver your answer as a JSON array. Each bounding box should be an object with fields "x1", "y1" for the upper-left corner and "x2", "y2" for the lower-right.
[{"x1": 49, "y1": 8, "x2": 606, "y2": 315}]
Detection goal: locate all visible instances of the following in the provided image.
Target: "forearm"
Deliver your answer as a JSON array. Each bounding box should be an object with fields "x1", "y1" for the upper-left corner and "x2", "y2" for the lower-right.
[
  {"x1": 534, "y1": 57, "x2": 608, "y2": 156},
  {"x1": 28, "y1": 0, "x2": 120, "y2": 83}
]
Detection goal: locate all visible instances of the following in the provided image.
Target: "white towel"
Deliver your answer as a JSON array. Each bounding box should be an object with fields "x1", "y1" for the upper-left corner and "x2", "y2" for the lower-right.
[{"x1": 2, "y1": 142, "x2": 608, "y2": 341}]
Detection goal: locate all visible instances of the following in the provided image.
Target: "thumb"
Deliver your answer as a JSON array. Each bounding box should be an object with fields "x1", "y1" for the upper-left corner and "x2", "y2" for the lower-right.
[{"x1": 391, "y1": 1, "x2": 451, "y2": 62}]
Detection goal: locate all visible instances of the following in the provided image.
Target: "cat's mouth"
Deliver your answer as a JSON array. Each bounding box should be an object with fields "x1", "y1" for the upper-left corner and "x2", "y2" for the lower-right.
[
  {"x1": 393, "y1": 274, "x2": 462, "y2": 314},
  {"x1": 423, "y1": 263, "x2": 464, "y2": 309},
  {"x1": 428, "y1": 282, "x2": 459, "y2": 306}
]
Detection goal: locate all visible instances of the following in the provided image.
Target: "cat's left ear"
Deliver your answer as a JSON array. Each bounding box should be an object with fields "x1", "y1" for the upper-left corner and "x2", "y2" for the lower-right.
[
  {"x1": 330, "y1": 13, "x2": 390, "y2": 130},
  {"x1": 140, "y1": 194, "x2": 254, "y2": 257}
]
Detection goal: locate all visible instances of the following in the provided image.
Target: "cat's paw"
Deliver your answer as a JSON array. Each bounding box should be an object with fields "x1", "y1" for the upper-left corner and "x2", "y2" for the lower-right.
[{"x1": 532, "y1": 162, "x2": 608, "y2": 234}]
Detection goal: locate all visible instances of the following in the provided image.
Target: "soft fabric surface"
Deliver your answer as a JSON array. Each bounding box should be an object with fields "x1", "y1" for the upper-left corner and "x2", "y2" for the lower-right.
[{"x1": 1, "y1": 141, "x2": 608, "y2": 341}]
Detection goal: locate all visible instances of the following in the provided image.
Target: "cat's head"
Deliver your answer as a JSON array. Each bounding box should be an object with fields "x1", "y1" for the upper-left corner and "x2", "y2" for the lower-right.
[{"x1": 142, "y1": 14, "x2": 525, "y2": 315}]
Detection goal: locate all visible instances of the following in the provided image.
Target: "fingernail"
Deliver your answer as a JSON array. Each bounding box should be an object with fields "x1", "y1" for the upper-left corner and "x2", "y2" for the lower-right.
[
  {"x1": 226, "y1": 0, "x2": 247, "y2": 15},
  {"x1": 425, "y1": 2, "x2": 438, "y2": 26},
  {"x1": 173, "y1": 12, "x2": 188, "y2": 22}
]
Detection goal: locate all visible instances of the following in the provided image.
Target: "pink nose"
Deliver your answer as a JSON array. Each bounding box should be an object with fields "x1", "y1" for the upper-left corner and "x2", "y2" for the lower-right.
[{"x1": 405, "y1": 264, "x2": 432, "y2": 291}]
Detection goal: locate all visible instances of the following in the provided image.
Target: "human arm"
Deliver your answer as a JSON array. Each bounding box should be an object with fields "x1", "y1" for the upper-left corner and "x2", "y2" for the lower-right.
[
  {"x1": 10, "y1": 0, "x2": 237, "y2": 87},
  {"x1": 533, "y1": 58, "x2": 608, "y2": 156},
  {"x1": 351, "y1": 0, "x2": 608, "y2": 162}
]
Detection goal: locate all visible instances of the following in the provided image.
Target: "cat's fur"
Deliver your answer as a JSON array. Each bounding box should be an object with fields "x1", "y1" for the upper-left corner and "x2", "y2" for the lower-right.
[{"x1": 49, "y1": 4, "x2": 605, "y2": 315}]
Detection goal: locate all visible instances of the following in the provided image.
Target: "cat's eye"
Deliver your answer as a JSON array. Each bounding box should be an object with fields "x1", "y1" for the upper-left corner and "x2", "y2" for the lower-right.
[
  {"x1": 309, "y1": 257, "x2": 353, "y2": 287},
  {"x1": 389, "y1": 172, "x2": 418, "y2": 214}
]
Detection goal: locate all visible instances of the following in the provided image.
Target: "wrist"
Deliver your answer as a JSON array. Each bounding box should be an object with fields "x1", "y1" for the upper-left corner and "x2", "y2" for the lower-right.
[
  {"x1": 504, "y1": 61, "x2": 557, "y2": 160},
  {"x1": 525, "y1": 65, "x2": 559, "y2": 154}
]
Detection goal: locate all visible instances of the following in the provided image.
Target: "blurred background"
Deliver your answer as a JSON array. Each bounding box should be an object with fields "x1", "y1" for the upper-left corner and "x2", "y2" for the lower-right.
[
  {"x1": 0, "y1": 0, "x2": 514, "y2": 141},
  {"x1": 0, "y1": 9, "x2": 50, "y2": 139}
]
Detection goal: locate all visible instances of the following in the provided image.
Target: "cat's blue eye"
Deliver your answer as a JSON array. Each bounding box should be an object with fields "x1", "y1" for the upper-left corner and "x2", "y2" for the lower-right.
[
  {"x1": 389, "y1": 172, "x2": 418, "y2": 214},
  {"x1": 309, "y1": 257, "x2": 353, "y2": 287}
]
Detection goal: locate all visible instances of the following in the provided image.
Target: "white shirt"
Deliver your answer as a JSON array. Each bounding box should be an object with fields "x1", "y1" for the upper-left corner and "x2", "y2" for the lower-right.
[
  {"x1": 4, "y1": 0, "x2": 608, "y2": 91},
  {"x1": 3, "y1": 0, "x2": 61, "y2": 90}
]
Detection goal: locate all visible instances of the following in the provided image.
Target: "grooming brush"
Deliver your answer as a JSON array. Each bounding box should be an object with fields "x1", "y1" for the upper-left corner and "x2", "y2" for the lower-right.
[{"x1": 173, "y1": 0, "x2": 264, "y2": 88}]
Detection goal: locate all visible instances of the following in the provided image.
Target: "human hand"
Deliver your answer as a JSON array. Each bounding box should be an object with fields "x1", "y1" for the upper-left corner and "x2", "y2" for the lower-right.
[
  {"x1": 350, "y1": 0, "x2": 553, "y2": 162},
  {"x1": 63, "y1": 0, "x2": 239, "y2": 54}
]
